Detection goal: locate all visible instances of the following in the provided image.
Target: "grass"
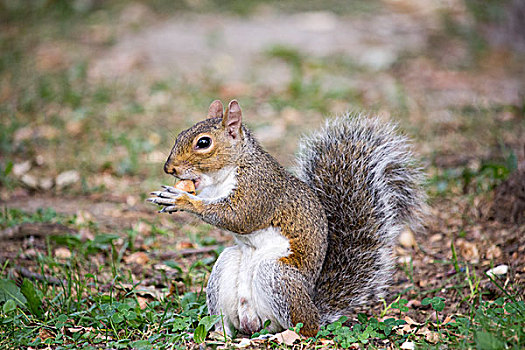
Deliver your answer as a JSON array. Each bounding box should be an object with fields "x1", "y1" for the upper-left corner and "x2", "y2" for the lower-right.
[{"x1": 1, "y1": 207, "x2": 523, "y2": 348}]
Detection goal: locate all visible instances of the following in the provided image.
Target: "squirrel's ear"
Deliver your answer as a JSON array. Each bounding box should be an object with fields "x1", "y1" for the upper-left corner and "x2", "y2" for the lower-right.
[
  {"x1": 223, "y1": 100, "x2": 242, "y2": 139},
  {"x1": 207, "y1": 100, "x2": 224, "y2": 119}
]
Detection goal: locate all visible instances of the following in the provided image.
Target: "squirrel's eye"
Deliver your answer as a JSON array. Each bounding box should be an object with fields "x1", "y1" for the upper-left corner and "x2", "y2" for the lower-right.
[{"x1": 195, "y1": 136, "x2": 212, "y2": 149}]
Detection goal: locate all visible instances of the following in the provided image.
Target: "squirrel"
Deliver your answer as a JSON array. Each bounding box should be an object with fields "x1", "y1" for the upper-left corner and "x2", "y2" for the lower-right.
[{"x1": 148, "y1": 99, "x2": 425, "y2": 338}]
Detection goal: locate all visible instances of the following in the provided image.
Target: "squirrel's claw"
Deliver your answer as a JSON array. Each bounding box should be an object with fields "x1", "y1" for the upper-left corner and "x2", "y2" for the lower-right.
[
  {"x1": 161, "y1": 185, "x2": 186, "y2": 195},
  {"x1": 150, "y1": 190, "x2": 179, "y2": 199},
  {"x1": 159, "y1": 206, "x2": 178, "y2": 213},
  {"x1": 149, "y1": 197, "x2": 178, "y2": 205}
]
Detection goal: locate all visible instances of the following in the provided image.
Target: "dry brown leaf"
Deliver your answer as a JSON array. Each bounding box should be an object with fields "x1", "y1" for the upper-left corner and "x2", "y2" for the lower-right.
[
  {"x1": 65, "y1": 120, "x2": 83, "y2": 136},
  {"x1": 270, "y1": 329, "x2": 301, "y2": 346},
  {"x1": 137, "y1": 296, "x2": 149, "y2": 310},
  {"x1": 420, "y1": 327, "x2": 441, "y2": 343},
  {"x1": 406, "y1": 299, "x2": 421, "y2": 309},
  {"x1": 79, "y1": 227, "x2": 94, "y2": 241},
  {"x1": 443, "y1": 315, "x2": 454, "y2": 324},
  {"x1": 75, "y1": 210, "x2": 94, "y2": 225},
  {"x1": 485, "y1": 245, "x2": 502, "y2": 259},
  {"x1": 177, "y1": 241, "x2": 195, "y2": 250},
  {"x1": 318, "y1": 338, "x2": 335, "y2": 346},
  {"x1": 403, "y1": 315, "x2": 420, "y2": 325},
  {"x1": 126, "y1": 195, "x2": 138, "y2": 206},
  {"x1": 36, "y1": 44, "x2": 69, "y2": 71},
  {"x1": 35, "y1": 328, "x2": 54, "y2": 341},
  {"x1": 456, "y1": 239, "x2": 480, "y2": 263},
  {"x1": 133, "y1": 221, "x2": 151, "y2": 235},
  {"x1": 124, "y1": 252, "x2": 149, "y2": 265}
]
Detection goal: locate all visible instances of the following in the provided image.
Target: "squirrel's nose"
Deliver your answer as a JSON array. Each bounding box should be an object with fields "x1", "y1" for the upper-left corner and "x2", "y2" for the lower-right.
[
  {"x1": 164, "y1": 159, "x2": 185, "y2": 176},
  {"x1": 164, "y1": 160, "x2": 178, "y2": 176}
]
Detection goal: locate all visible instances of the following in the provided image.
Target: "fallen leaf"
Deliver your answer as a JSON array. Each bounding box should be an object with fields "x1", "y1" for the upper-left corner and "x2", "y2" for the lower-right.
[
  {"x1": 133, "y1": 221, "x2": 151, "y2": 235},
  {"x1": 456, "y1": 239, "x2": 480, "y2": 263},
  {"x1": 406, "y1": 299, "x2": 421, "y2": 308},
  {"x1": 79, "y1": 227, "x2": 94, "y2": 241},
  {"x1": 137, "y1": 296, "x2": 149, "y2": 310},
  {"x1": 403, "y1": 315, "x2": 420, "y2": 325},
  {"x1": 176, "y1": 241, "x2": 195, "y2": 250},
  {"x1": 235, "y1": 338, "x2": 252, "y2": 348},
  {"x1": 35, "y1": 328, "x2": 54, "y2": 342},
  {"x1": 65, "y1": 120, "x2": 83, "y2": 136},
  {"x1": 318, "y1": 338, "x2": 335, "y2": 346},
  {"x1": 126, "y1": 195, "x2": 138, "y2": 206},
  {"x1": 485, "y1": 245, "x2": 502, "y2": 259},
  {"x1": 36, "y1": 44, "x2": 69, "y2": 71},
  {"x1": 400, "y1": 341, "x2": 415, "y2": 349},
  {"x1": 75, "y1": 210, "x2": 94, "y2": 225},
  {"x1": 270, "y1": 329, "x2": 300, "y2": 346},
  {"x1": 421, "y1": 327, "x2": 441, "y2": 343},
  {"x1": 124, "y1": 252, "x2": 149, "y2": 265}
]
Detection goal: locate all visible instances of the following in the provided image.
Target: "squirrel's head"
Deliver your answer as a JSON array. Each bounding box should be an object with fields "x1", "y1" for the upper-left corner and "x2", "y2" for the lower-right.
[{"x1": 164, "y1": 100, "x2": 244, "y2": 189}]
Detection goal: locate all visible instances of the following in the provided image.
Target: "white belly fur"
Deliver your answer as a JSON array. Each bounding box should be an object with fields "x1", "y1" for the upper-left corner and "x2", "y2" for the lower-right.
[{"x1": 217, "y1": 226, "x2": 291, "y2": 334}]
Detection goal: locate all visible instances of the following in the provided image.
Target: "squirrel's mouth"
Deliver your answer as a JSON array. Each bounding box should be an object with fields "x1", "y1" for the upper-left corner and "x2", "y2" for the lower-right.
[{"x1": 192, "y1": 178, "x2": 201, "y2": 190}]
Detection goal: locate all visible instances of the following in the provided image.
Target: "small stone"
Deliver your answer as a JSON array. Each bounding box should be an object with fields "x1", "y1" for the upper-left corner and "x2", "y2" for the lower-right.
[
  {"x1": 21, "y1": 174, "x2": 38, "y2": 189},
  {"x1": 35, "y1": 155, "x2": 45, "y2": 166},
  {"x1": 13, "y1": 160, "x2": 32, "y2": 177},
  {"x1": 39, "y1": 177, "x2": 54, "y2": 190},
  {"x1": 486, "y1": 264, "x2": 508, "y2": 278},
  {"x1": 54, "y1": 247, "x2": 72, "y2": 259},
  {"x1": 56, "y1": 170, "x2": 80, "y2": 189},
  {"x1": 399, "y1": 229, "x2": 416, "y2": 248}
]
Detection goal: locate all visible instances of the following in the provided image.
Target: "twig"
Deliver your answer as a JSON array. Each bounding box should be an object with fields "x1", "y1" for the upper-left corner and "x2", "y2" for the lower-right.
[
  {"x1": 0, "y1": 223, "x2": 74, "y2": 240},
  {"x1": 16, "y1": 267, "x2": 65, "y2": 286},
  {"x1": 156, "y1": 245, "x2": 221, "y2": 260}
]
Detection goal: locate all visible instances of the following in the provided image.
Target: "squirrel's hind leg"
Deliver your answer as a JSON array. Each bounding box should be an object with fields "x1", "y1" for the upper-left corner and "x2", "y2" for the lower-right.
[
  {"x1": 253, "y1": 261, "x2": 321, "y2": 337},
  {"x1": 206, "y1": 246, "x2": 242, "y2": 336}
]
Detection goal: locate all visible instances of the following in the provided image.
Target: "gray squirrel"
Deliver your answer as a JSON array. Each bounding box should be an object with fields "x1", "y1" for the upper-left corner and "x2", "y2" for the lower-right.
[{"x1": 148, "y1": 100, "x2": 425, "y2": 337}]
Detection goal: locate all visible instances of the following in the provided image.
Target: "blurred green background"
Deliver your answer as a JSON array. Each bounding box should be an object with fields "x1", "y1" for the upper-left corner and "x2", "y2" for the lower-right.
[{"x1": 1, "y1": 0, "x2": 523, "y2": 199}]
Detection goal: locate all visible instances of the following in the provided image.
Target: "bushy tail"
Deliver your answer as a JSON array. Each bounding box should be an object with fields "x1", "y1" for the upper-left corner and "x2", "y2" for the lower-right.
[{"x1": 296, "y1": 114, "x2": 425, "y2": 324}]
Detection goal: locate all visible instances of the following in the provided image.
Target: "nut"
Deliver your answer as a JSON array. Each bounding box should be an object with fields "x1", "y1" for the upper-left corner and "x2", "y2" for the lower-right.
[{"x1": 175, "y1": 180, "x2": 196, "y2": 194}]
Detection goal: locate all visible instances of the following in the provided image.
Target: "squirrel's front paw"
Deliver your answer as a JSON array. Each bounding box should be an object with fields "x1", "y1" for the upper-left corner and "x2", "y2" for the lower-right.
[
  {"x1": 147, "y1": 185, "x2": 202, "y2": 214},
  {"x1": 147, "y1": 185, "x2": 187, "y2": 213}
]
